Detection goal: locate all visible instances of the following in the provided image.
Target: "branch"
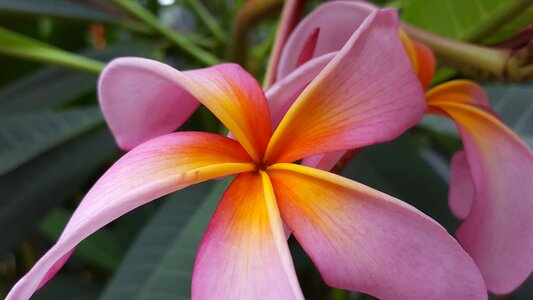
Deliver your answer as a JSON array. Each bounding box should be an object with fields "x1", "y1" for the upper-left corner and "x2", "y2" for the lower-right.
[{"x1": 403, "y1": 23, "x2": 532, "y2": 81}]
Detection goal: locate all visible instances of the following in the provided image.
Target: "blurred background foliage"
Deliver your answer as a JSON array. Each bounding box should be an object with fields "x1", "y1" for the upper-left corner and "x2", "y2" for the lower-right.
[{"x1": 0, "y1": 0, "x2": 531, "y2": 299}]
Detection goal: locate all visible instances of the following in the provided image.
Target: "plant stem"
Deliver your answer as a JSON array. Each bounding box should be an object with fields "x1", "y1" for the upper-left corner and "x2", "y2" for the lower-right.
[
  {"x1": 0, "y1": 27, "x2": 104, "y2": 74},
  {"x1": 112, "y1": 0, "x2": 219, "y2": 66},
  {"x1": 184, "y1": 0, "x2": 226, "y2": 43},
  {"x1": 229, "y1": 0, "x2": 284, "y2": 65},
  {"x1": 402, "y1": 23, "x2": 533, "y2": 80}
]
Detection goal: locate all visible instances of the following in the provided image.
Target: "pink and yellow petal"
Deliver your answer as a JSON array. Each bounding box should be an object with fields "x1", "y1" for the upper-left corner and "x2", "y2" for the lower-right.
[
  {"x1": 7, "y1": 132, "x2": 255, "y2": 300},
  {"x1": 265, "y1": 53, "x2": 335, "y2": 129},
  {"x1": 184, "y1": 64, "x2": 272, "y2": 162},
  {"x1": 426, "y1": 80, "x2": 490, "y2": 108},
  {"x1": 265, "y1": 9, "x2": 425, "y2": 164},
  {"x1": 429, "y1": 101, "x2": 533, "y2": 294},
  {"x1": 100, "y1": 58, "x2": 271, "y2": 162},
  {"x1": 268, "y1": 163, "x2": 487, "y2": 299},
  {"x1": 192, "y1": 172, "x2": 303, "y2": 300}
]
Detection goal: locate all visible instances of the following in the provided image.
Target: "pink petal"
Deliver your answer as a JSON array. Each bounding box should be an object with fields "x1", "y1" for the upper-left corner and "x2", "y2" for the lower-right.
[
  {"x1": 100, "y1": 59, "x2": 272, "y2": 163},
  {"x1": 300, "y1": 150, "x2": 346, "y2": 171},
  {"x1": 430, "y1": 101, "x2": 533, "y2": 294},
  {"x1": 192, "y1": 172, "x2": 303, "y2": 299},
  {"x1": 265, "y1": 53, "x2": 335, "y2": 129},
  {"x1": 448, "y1": 151, "x2": 474, "y2": 219},
  {"x1": 264, "y1": 9, "x2": 425, "y2": 164},
  {"x1": 7, "y1": 132, "x2": 255, "y2": 300},
  {"x1": 277, "y1": 1, "x2": 375, "y2": 79},
  {"x1": 294, "y1": 27, "x2": 320, "y2": 69},
  {"x1": 99, "y1": 58, "x2": 200, "y2": 150},
  {"x1": 263, "y1": 0, "x2": 306, "y2": 88},
  {"x1": 268, "y1": 163, "x2": 487, "y2": 299}
]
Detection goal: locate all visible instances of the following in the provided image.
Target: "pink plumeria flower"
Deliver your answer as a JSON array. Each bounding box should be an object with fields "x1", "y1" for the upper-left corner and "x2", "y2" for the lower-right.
[
  {"x1": 272, "y1": 1, "x2": 533, "y2": 294},
  {"x1": 8, "y1": 9, "x2": 487, "y2": 300},
  {"x1": 406, "y1": 38, "x2": 533, "y2": 295}
]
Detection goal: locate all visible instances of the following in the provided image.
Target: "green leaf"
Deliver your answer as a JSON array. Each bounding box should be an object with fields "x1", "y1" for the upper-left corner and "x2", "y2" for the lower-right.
[
  {"x1": 0, "y1": 0, "x2": 118, "y2": 24},
  {"x1": 33, "y1": 274, "x2": 102, "y2": 300},
  {"x1": 101, "y1": 179, "x2": 230, "y2": 300},
  {"x1": 0, "y1": 127, "x2": 117, "y2": 256},
  {"x1": 0, "y1": 26, "x2": 105, "y2": 74},
  {"x1": 343, "y1": 134, "x2": 457, "y2": 230},
  {"x1": 40, "y1": 208, "x2": 123, "y2": 271},
  {"x1": 0, "y1": 68, "x2": 96, "y2": 113},
  {"x1": 0, "y1": 43, "x2": 156, "y2": 114},
  {"x1": 0, "y1": 107, "x2": 103, "y2": 175},
  {"x1": 483, "y1": 5, "x2": 533, "y2": 44},
  {"x1": 402, "y1": 0, "x2": 532, "y2": 41},
  {"x1": 485, "y1": 83, "x2": 533, "y2": 146},
  {"x1": 111, "y1": 0, "x2": 220, "y2": 66}
]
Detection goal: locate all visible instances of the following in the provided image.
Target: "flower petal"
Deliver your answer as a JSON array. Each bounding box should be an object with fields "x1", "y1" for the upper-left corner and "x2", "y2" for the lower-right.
[
  {"x1": 399, "y1": 31, "x2": 435, "y2": 90},
  {"x1": 100, "y1": 58, "x2": 272, "y2": 162},
  {"x1": 99, "y1": 58, "x2": 199, "y2": 151},
  {"x1": 7, "y1": 132, "x2": 255, "y2": 300},
  {"x1": 412, "y1": 41, "x2": 436, "y2": 90},
  {"x1": 426, "y1": 80, "x2": 490, "y2": 108},
  {"x1": 264, "y1": 9, "x2": 425, "y2": 164},
  {"x1": 267, "y1": 53, "x2": 348, "y2": 172},
  {"x1": 267, "y1": 163, "x2": 487, "y2": 299},
  {"x1": 192, "y1": 171, "x2": 303, "y2": 300},
  {"x1": 277, "y1": 1, "x2": 375, "y2": 79},
  {"x1": 263, "y1": 0, "x2": 306, "y2": 87},
  {"x1": 266, "y1": 53, "x2": 335, "y2": 129},
  {"x1": 300, "y1": 150, "x2": 346, "y2": 171},
  {"x1": 449, "y1": 151, "x2": 474, "y2": 219},
  {"x1": 428, "y1": 100, "x2": 533, "y2": 294}
]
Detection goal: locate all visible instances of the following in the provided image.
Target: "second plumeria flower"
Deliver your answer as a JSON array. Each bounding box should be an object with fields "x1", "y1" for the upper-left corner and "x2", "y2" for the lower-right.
[{"x1": 271, "y1": 1, "x2": 533, "y2": 294}]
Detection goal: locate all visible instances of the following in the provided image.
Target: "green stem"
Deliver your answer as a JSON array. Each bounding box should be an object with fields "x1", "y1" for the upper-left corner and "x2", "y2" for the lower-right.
[
  {"x1": 0, "y1": 27, "x2": 104, "y2": 74},
  {"x1": 184, "y1": 0, "x2": 226, "y2": 43},
  {"x1": 112, "y1": 0, "x2": 219, "y2": 66},
  {"x1": 403, "y1": 24, "x2": 509, "y2": 78},
  {"x1": 20, "y1": 240, "x2": 37, "y2": 271},
  {"x1": 229, "y1": 0, "x2": 284, "y2": 65}
]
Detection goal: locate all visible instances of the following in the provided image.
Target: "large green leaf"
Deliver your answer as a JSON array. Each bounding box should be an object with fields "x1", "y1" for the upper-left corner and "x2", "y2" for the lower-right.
[
  {"x1": 100, "y1": 179, "x2": 230, "y2": 300},
  {"x1": 402, "y1": 0, "x2": 532, "y2": 41},
  {"x1": 0, "y1": 67, "x2": 96, "y2": 113},
  {"x1": 483, "y1": 5, "x2": 533, "y2": 44},
  {"x1": 40, "y1": 208, "x2": 124, "y2": 272},
  {"x1": 0, "y1": 107, "x2": 103, "y2": 175},
  {"x1": 0, "y1": 0, "x2": 117, "y2": 24},
  {"x1": 0, "y1": 127, "x2": 117, "y2": 256},
  {"x1": 485, "y1": 83, "x2": 533, "y2": 143},
  {"x1": 33, "y1": 275, "x2": 102, "y2": 300},
  {"x1": 0, "y1": 43, "x2": 155, "y2": 114},
  {"x1": 40, "y1": 208, "x2": 123, "y2": 271}
]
